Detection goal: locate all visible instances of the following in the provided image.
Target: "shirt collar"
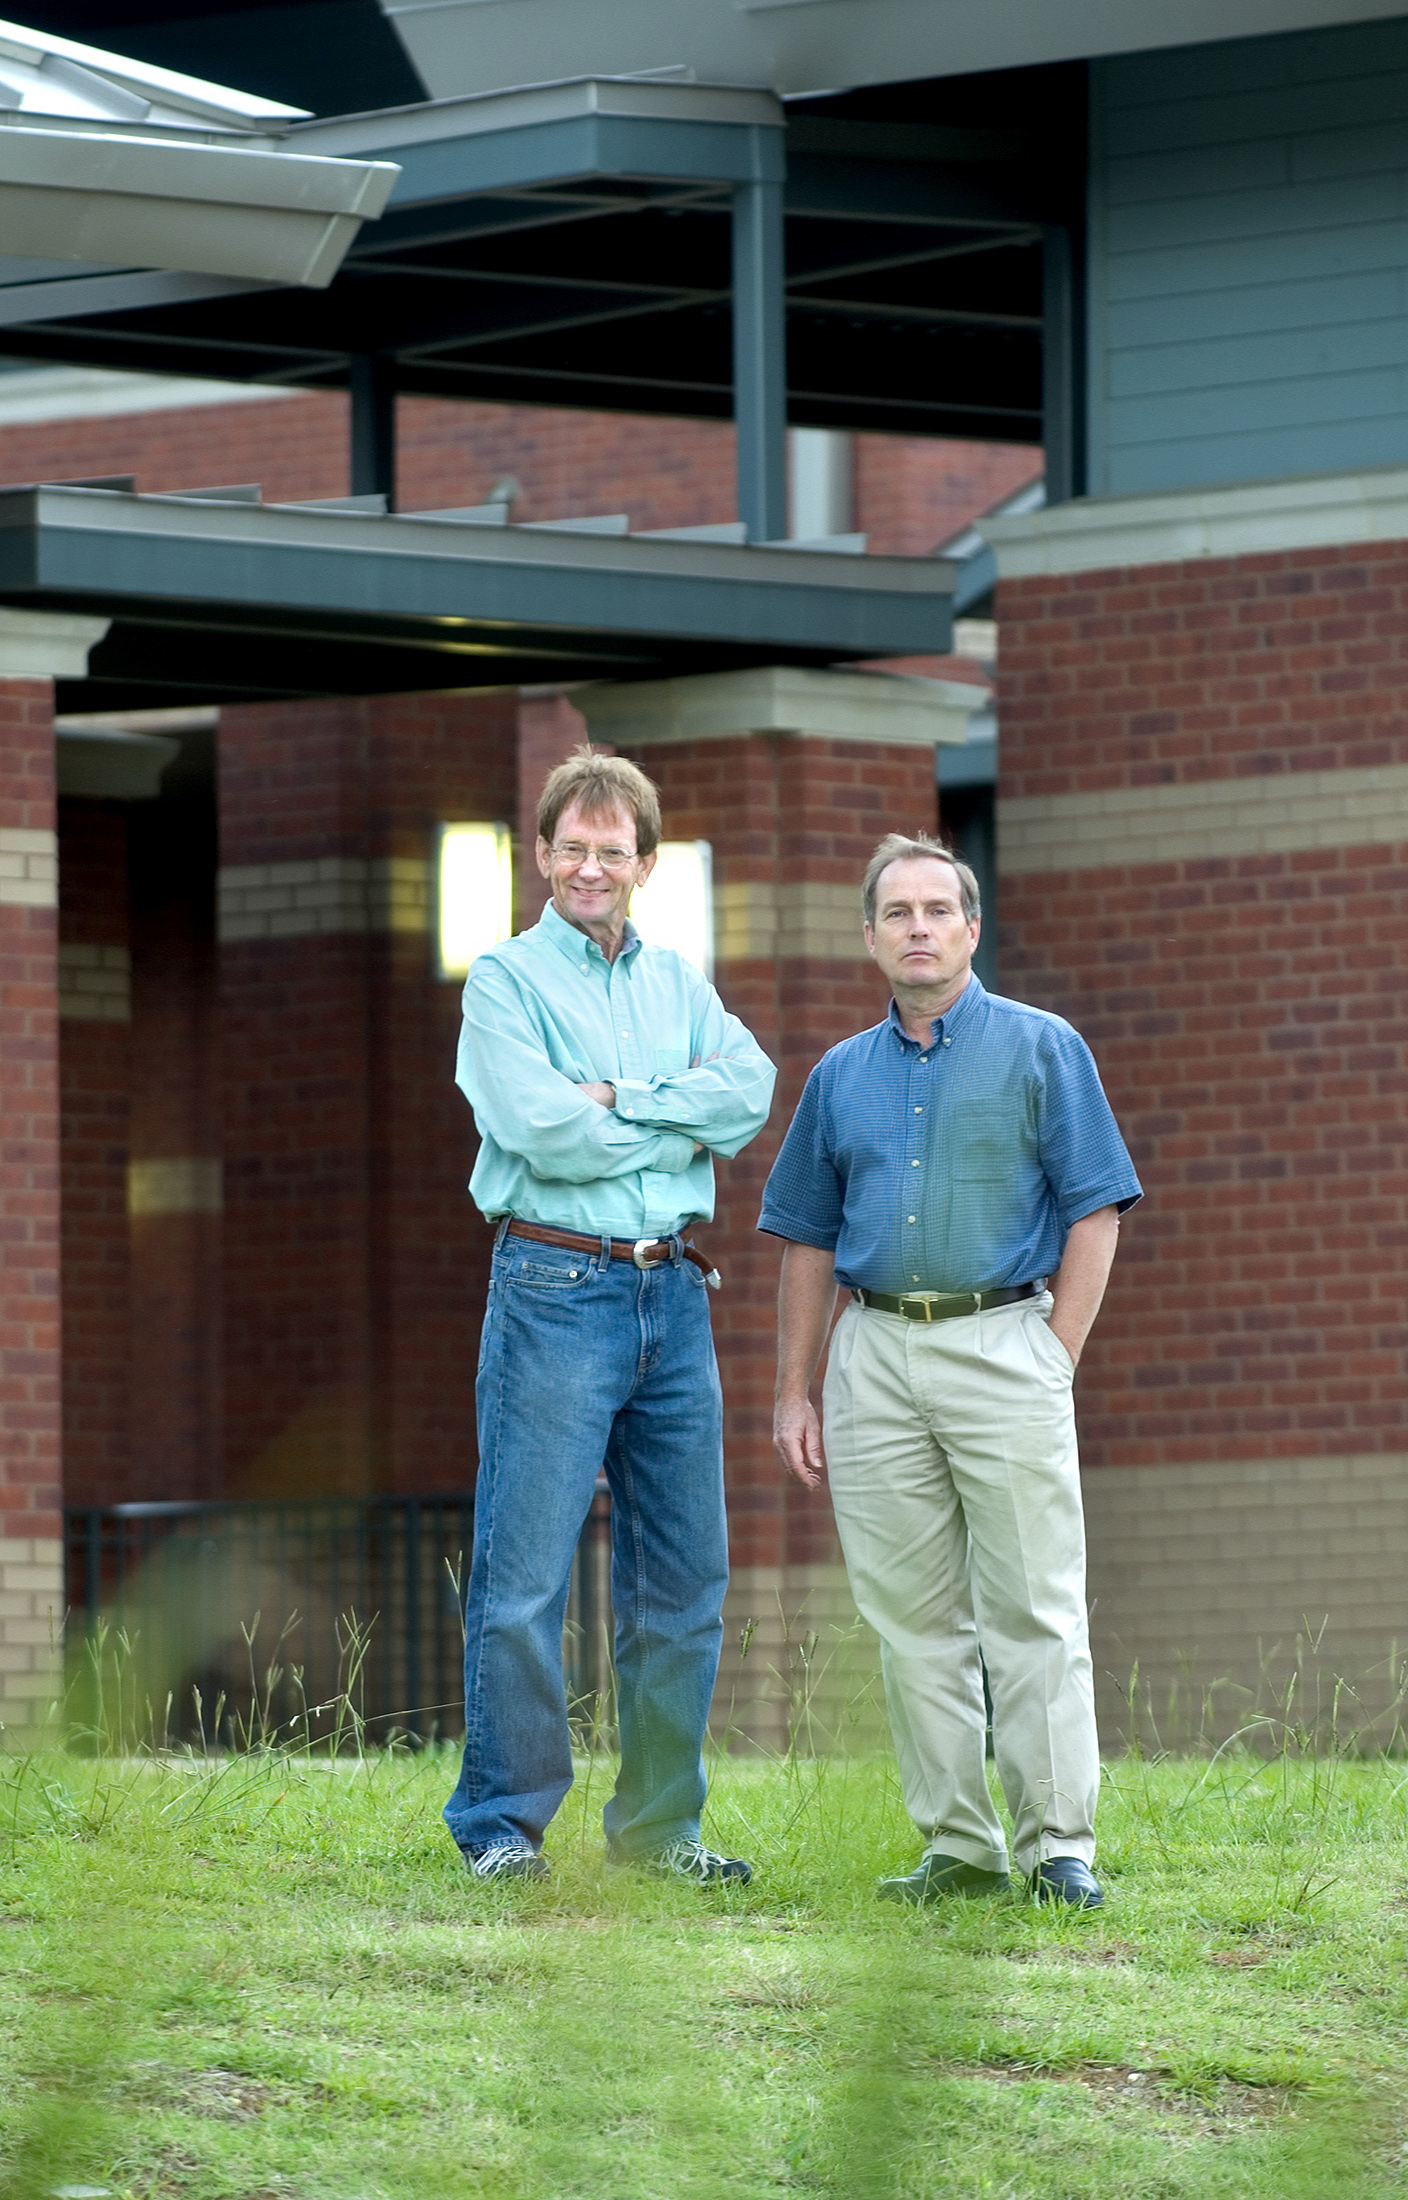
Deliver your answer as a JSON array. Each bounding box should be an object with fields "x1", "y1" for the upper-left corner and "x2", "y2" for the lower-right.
[
  {"x1": 539, "y1": 898, "x2": 642, "y2": 968},
  {"x1": 887, "y1": 973, "x2": 984, "y2": 1051}
]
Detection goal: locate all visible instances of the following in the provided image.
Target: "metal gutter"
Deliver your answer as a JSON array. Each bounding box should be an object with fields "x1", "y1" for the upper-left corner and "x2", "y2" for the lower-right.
[{"x1": 0, "y1": 125, "x2": 399, "y2": 286}]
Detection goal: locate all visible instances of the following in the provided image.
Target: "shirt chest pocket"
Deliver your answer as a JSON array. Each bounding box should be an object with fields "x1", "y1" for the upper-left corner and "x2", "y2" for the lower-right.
[{"x1": 949, "y1": 1135, "x2": 1017, "y2": 1182}]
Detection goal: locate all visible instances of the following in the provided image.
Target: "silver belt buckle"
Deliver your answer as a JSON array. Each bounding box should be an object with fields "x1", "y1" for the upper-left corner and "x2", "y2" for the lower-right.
[{"x1": 632, "y1": 1237, "x2": 660, "y2": 1269}]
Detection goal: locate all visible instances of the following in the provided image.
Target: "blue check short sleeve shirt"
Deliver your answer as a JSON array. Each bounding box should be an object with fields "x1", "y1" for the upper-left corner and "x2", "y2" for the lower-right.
[{"x1": 757, "y1": 977, "x2": 1141, "y2": 1293}]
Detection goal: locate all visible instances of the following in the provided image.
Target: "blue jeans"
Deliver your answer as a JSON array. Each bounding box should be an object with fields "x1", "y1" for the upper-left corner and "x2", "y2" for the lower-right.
[{"x1": 443, "y1": 1227, "x2": 728, "y2": 1860}]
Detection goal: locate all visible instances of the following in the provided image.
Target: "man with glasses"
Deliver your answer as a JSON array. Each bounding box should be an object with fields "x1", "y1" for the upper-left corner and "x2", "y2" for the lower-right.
[
  {"x1": 763, "y1": 833, "x2": 1140, "y2": 1909},
  {"x1": 444, "y1": 749, "x2": 775, "y2": 1883}
]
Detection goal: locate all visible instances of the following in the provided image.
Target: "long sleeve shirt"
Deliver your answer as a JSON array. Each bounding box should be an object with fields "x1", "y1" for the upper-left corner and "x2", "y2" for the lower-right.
[
  {"x1": 458, "y1": 900, "x2": 777, "y2": 1237},
  {"x1": 758, "y1": 977, "x2": 1141, "y2": 1294}
]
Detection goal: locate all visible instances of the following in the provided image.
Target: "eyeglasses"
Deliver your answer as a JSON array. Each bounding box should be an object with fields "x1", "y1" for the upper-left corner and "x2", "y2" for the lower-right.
[{"x1": 551, "y1": 841, "x2": 639, "y2": 871}]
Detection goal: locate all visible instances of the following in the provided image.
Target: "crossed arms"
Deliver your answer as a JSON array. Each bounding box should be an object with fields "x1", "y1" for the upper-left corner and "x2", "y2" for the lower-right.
[{"x1": 458, "y1": 956, "x2": 775, "y2": 1184}]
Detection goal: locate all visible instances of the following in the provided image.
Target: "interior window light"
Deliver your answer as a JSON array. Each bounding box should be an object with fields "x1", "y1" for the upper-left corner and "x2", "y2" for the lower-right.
[
  {"x1": 437, "y1": 821, "x2": 513, "y2": 980},
  {"x1": 630, "y1": 839, "x2": 714, "y2": 977}
]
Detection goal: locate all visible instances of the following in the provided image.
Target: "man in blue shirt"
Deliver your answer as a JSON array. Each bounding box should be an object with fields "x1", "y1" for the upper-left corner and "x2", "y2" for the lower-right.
[
  {"x1": 762, "y1": 833, "x2": 1140, "y2": 1908},
  {"x1": 444, "y1": 750, "x2": 775, "y2": 1884}
]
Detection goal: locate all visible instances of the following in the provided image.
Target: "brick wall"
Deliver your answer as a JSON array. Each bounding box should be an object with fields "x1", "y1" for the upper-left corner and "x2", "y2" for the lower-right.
[
  {"x1": 631, "y1": 734, "x2": 930, "y2": 1554},
  {"x1": 57, "y1": 797, "x2": 131, "y2": 1510},
  {"x1": 0, "y1": 382, "x2": 1028, "y2": 549},
  {"x1": 218, "y1": 690, "x2": 517, "y2": 1500},
  {"x1": 856, "y1": 437, "x2": 1039, "y2": 557},
  {"x1": 0, "y1": 677, "x2": 62, "y2": 1733},
  {"x1": 994, "y1": 539, "x2": 1408, "y2": 1738},
  {"x1": 997, "y1": 543, "x2": 1408, "y2": 1467},
  {"x1": 127, "y1": 770, "x2": 223, "y2": 1502}
]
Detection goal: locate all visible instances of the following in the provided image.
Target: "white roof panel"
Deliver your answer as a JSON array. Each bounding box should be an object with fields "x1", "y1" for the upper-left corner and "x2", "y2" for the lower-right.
[
  {"x1": 380, "y1": 0, "x2": 1408, "y2": 100},
  {"x1": 0, "y1": 16, "x2": 307, "y2": 132}
]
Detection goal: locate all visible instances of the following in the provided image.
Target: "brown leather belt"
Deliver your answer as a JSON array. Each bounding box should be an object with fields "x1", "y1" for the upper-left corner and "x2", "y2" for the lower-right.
[
  {"x1": 856, "y1": 1280, "x2": 1041, "y2": 1323},
  {"x1": 507, "y1": 1218, "x2": 720, "y2": 1286}
]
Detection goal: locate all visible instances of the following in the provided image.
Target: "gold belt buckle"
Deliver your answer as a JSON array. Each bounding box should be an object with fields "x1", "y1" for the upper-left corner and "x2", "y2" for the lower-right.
[{"x1": 900, "y1": 1292, "x2": 941, "y2": 1322}]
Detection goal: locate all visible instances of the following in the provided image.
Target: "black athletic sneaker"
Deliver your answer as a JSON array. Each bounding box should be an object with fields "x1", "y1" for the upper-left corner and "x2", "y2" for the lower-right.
[
  {"x1": 632, "y1": 1839, "x2": 752, "y2": 1885},
  {"x1": 466, "y1": 1840, "x2": 549, "y2": 1883}
]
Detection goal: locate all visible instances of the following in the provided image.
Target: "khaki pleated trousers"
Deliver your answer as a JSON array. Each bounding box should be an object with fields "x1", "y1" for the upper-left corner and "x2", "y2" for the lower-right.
[{"x1": 822, "y1": 1292, "x2": 1099, "y2": 1878}]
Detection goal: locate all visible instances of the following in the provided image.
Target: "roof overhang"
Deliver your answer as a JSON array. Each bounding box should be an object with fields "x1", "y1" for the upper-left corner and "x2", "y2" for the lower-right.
[
  {"x1": 0, "y1": 483, "x2": 954, "y2": 712},
  {"x1": 0, "y1": 119, "x2": 399, "y2": 286},
  {"x1": 0, "y1": 16, "x2": 398, "y2": 286},
  {"x1": 381, "y1": 0, "x2": 1408, "y2": 100}
]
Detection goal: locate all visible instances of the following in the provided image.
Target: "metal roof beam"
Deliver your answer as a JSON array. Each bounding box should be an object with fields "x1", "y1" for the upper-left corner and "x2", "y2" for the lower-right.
[{"x1": 356, "y1": 179, "x2": 728, "y2": 255}]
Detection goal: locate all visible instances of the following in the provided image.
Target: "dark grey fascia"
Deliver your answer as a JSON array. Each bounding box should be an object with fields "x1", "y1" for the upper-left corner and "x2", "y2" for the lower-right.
[
  {"x1": 293, "y1": 77, "x2": 786, "y2": 204},
  {"x1": 0, "y1": 484, "x2": 953, "y2": 709}
]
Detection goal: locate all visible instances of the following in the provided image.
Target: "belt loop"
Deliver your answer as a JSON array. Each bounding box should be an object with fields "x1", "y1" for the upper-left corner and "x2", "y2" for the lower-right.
[
  {"x1": 599, "y1": 1234, "x2": 612, "y2": 1272},
  {"x1": 494, "y1": 1216, "x2": 511, "y2": 1251},
  {"x1": 669, "y1": 1231, "x2": 684, "y2": 1268}
]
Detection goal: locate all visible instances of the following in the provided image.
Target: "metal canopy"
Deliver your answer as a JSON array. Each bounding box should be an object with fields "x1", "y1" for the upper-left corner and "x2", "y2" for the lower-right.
[
  {"x1": 0, "y1": 482, "x2": 954, "y2": 714},
  {"x1": 0, "y1": 72, "x2": 1068, "y2": 477}
]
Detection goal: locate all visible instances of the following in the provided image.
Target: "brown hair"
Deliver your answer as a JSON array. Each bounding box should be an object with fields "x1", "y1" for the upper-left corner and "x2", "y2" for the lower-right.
[
  {"x1": 536, "y1": 748, "x2": 662, "y2": 857},
  {"x1": 862, "y1": 832, "x2": 980, "y2": 927}
]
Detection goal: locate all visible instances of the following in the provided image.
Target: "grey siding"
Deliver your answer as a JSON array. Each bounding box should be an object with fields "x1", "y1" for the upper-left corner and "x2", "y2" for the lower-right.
[{"x1": 1088, "y1": 19, "x2": 1408, "y2": 495}]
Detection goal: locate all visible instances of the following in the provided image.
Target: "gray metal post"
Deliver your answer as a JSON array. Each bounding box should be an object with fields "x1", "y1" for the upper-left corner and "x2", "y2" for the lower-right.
[
  {"x1": 349, "y1": 352, "x2": 396, "y2": 506},
  {"x1": 731, "y1": 178, "x2": 787, "y2": 543},
  {"x1": 1041, "y1": 225, "x2": 1084, "y2": 505}
]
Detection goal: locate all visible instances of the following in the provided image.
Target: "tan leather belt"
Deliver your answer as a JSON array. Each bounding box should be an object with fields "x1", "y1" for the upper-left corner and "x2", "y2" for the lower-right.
[
  {"x1": 856, "y1": 1281, "x2": 1041, "y2": 1323},
  {"x1": 507, "y1": 1218, "x2": 720, "y2": 1286}
]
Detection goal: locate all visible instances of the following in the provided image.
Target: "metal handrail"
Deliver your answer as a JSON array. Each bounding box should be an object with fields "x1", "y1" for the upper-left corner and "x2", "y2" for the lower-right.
[{"x1": 63, "y1": 1486, "x2": 613, "y2": 1748}]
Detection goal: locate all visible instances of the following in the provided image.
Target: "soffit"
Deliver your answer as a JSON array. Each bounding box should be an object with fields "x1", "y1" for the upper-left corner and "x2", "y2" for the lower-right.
[{"x1": 383, "y1": 0, "x2": 1408, "y2": 103}]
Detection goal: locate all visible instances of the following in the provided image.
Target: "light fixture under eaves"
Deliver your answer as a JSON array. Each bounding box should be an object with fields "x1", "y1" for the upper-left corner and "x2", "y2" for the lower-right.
[
  {"x1": 437, "y1": 821, "x2": 513, "y2": 981},
  {"x1": 630, "y1": 841, "x2": 714, "y2": 977}
]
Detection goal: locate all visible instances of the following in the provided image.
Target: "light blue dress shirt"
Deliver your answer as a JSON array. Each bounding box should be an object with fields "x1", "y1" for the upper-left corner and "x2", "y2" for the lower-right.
[{"x1": 458, "y1": 900, "x2": 777, "y2": 1237}]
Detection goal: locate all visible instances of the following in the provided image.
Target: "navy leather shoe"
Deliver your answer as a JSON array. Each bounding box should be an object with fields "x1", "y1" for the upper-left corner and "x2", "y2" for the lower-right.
[
  {"x1": 877, "y1": 1852, "x2": 1011, "y2": 1903},
  {"x1": 1030, "y1": 1857, "x2": 1104, "y2": 1908}
]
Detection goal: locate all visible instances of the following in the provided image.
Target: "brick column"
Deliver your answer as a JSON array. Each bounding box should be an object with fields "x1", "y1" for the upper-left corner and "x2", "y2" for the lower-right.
[
  {"x1": 986, "y1": 503, "x2": 1408, "y2": 1745},
  {"x1": 217, "y1": 692, "x2": 518, "y2": 1501},
  {"x1": 581, "y1": 667, "x2": 984, "y2": 1747},
  {"x1": 57, "y1": 795, "x2": 132, "y2": 1509},
  {"x1": 127, "y1": 739, "x2": 224, "y2": 1502},
  {"x1": 0, "y1": 611, "x2": 109, "y2": 1739}
]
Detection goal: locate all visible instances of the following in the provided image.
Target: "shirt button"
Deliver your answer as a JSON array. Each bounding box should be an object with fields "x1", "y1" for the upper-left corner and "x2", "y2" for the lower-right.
[
  {"x1": 912, "y1": 1274, "x2": 921, "y2": 1282},
  {"x1": 943, "y1": 1037, "x2": 951, "y2": 1047},
  {"x1": 624, "y1": 1108, "x2": 634, "y2": 1117},
  {"x1": 907, "y1": 1216, "x2": 916, "y2": 1224},
  {"x1": 910, "y1": 1159, "x2": 919, "y2": 1168},
  {"x1": 914, "y1": 1107, "x2": 922, "y2": 1114}
]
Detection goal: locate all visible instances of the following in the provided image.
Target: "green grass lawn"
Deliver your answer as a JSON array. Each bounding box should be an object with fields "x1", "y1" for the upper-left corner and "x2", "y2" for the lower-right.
[{"x1": 2, "y1": 1742, "x2": 1407, "y2": 2200}]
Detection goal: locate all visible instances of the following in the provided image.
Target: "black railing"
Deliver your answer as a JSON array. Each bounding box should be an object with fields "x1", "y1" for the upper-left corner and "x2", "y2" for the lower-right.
[{"x1": 63, "y1": 1486, "x2": 613, "y2": 1748}]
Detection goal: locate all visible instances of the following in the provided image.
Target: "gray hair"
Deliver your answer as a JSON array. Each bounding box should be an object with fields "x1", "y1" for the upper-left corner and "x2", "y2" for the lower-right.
[{"x1": 862, "y1": 832, "x2": 980, "y2": 928}]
